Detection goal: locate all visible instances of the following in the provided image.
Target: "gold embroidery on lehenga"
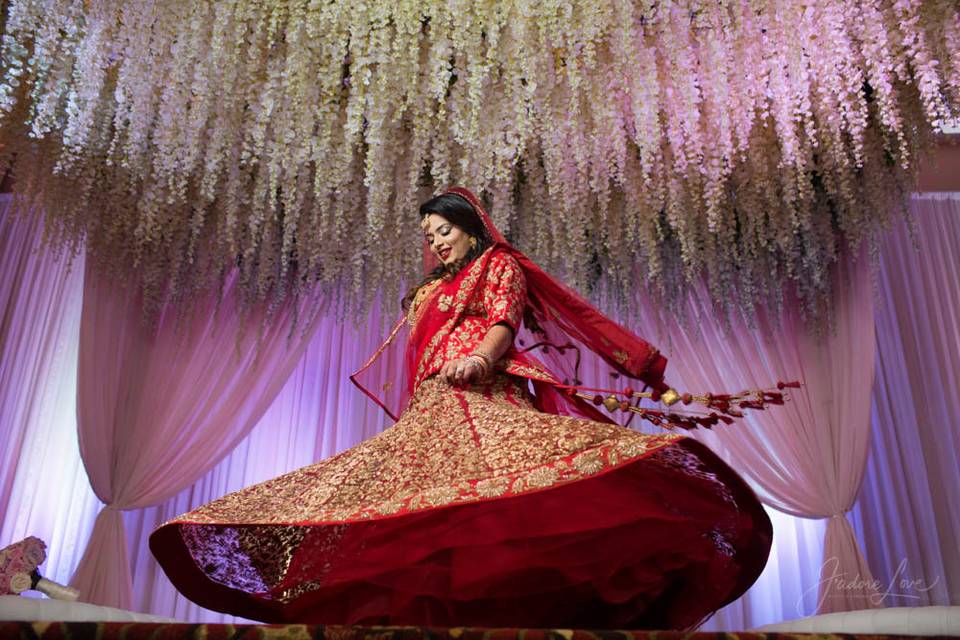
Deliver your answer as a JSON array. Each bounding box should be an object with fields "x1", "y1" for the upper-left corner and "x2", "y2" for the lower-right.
[
  {"x1": 170, "y1": 373, "x2": 685, "y2": 605},
  {"x1": 475, "y1": 476, "x2": 511, "y2": 498},
  {"x1": 172, "y1": 374, "x2": 683, "y2": 529},
  {"x1": 522, "y1": 465, "x2": 561, "y2": 489},
  {"x1": 502, "y1": 360, "x2": 560, "y2": 384},
  {"x1": 572, "y1": 449, "x2": 606, "y2": 474},
  {"x1": 166, "y1": 245, "x2": 689, "y2": 605},
  {"x1": 414, "y1": 248, "x2": 492, "y2": 386}
]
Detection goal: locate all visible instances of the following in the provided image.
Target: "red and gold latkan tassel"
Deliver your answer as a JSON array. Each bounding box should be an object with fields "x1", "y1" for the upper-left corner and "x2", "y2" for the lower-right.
[{"x1": 567, "y1": 381, "x2": 802, "y2": 431}]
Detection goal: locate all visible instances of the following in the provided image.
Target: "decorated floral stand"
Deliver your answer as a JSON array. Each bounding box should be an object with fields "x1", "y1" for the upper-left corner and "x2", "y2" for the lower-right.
[{"x1": 0, "y1": 538, "x2": 77, "y2": 602}]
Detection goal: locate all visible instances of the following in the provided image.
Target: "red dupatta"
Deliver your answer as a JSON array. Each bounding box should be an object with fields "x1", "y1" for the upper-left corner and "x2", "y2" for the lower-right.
[{"x1": 351, "y1": 186, "x2": 670, "y2": 423}]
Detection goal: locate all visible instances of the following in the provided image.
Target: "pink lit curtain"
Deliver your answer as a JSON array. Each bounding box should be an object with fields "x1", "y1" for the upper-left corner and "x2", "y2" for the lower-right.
[
  {"x1": 629, "y1": 247, "x2": 882, "y2": 615},
  {"x1": 122, "y1": 305, "x2": 396, "y2": 622},
  {"x1": 856, "y1": 193, "x2": 960, "y2": 607},
  {"x1": 68, "y1": 259, "x2": 322, "y2": 608},
  {"x1": 0, "y1": 198, "x2": 74, "y2": 521},
  {"x1": 0, "y1": 194, "x2": 101, "y2": 584},
  {"x1": 631, "y1": 192, "x2": 960, "y2": 623}
]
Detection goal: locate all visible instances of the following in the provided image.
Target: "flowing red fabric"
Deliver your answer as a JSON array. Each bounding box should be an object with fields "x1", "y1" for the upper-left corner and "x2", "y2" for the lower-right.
[
  {"x1": 151, "y1": 436, "x2": 770, "y2": 629},
  {"x1": 351, "y1": 186, "x2": 668, "y2": 422}
]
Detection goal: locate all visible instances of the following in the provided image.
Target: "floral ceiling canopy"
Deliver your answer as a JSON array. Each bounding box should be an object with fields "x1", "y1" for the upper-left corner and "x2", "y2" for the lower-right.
[{"x1": 0, "y1": 0, "x2": 958, "y2": 321}]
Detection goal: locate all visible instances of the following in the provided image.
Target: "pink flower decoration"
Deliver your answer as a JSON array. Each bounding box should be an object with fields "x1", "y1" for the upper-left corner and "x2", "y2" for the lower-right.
[
  {"x1": 22, "y1": 537, "x2": 46, "y2": 567},
  {"x1": 0, "y1": 537, "x2": 46, "y2": 596},
  {"x1": 0, "y1": 537, "x2": 79, "y2": 600},
  {"x1": 9, "y1": 573, "x2": 32, "y2": 594}
]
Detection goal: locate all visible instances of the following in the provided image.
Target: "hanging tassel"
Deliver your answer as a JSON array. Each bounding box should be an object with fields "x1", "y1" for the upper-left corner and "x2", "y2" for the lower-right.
[{"x1": 572, "y1": 379, "x2": 801, "y2": 431}]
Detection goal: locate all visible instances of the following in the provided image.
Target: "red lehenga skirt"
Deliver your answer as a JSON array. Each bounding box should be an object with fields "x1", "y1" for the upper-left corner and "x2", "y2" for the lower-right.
[{"x1": 150, "y1": 373, "x2": 772, "y2": 629}]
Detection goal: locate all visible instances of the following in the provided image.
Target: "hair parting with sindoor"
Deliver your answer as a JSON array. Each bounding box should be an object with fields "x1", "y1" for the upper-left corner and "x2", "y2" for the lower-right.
[{"x1": 401, "y1": 193, "x2": 493, "y2": 311}]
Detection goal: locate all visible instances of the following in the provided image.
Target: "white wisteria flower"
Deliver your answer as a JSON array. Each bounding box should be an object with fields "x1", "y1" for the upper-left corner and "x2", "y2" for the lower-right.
[{"x1": 0, "y1": 0, "x2": 957, "y2": 327}]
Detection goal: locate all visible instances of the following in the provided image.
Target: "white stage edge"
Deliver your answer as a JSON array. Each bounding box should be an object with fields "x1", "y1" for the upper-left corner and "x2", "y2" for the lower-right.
[
  {"x1": 751, "y1": 606, "x2": 959, "y2": 635},
  {"x1": 0, "y1": 595, "x2": 177, "y2": 623}
]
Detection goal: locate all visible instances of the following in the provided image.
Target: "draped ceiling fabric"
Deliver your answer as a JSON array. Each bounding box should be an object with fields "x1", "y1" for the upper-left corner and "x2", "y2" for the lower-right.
[{"x1": 0, "y1": 192, "x2": 958, "y2": 626}]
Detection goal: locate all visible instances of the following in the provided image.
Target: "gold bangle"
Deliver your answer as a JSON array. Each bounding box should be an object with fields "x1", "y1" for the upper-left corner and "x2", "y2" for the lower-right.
[
  {"x1": 470, "y1": 350, "x2": 493, "y2": 366},
  {"x1": 466, "y1": 354, "x2": 491, "y2": 376}
]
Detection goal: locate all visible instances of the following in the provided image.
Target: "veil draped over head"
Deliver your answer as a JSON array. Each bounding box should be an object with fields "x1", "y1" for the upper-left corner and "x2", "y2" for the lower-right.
[{"x1": 350, "y1": 186, "x2": 669, "y2": 422}]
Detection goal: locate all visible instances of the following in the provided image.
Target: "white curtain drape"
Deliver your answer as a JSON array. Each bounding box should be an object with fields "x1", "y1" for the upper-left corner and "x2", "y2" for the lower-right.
[
  {"x1": 0, "y1": 195, "x2": 102, "y2": 585},
  {"x1": 856, "y1": 193, "x2": 960, "y2": 606},
  {"x1": 122, "y1": 304, "x2": 397, "y2": 622},
  {"x1": 69, "y1": 260, "x2": 323, "y2": 609},
  {"x1": 629, "y1": 246, "x2": 882, "y2": 615}
]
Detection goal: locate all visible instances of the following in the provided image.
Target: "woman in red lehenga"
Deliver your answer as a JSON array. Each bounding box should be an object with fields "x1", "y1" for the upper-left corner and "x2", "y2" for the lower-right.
[{"x1": 150, "y1": 187, "x2": 773, "y2": 629}]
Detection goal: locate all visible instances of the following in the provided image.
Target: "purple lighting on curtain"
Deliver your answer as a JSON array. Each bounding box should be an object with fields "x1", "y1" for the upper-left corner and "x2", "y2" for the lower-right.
[
  {"x1": 624, "y1": 244, "x2": 882, "y2": 614},
  {"x1": 857, "y1": 193, "x2": 960, "y2": 607},
  {"x1": 0, "y1": 194, "x2": 102, "y2": 590},
  {"x1": 69, "y1": 256, "x2": 326, "y2": 608}
]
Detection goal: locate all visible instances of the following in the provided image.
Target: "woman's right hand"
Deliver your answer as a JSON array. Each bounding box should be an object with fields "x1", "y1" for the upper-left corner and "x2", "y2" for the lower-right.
[{"x1": 439, "y1": 357, "x2": 483, "y2": 386}]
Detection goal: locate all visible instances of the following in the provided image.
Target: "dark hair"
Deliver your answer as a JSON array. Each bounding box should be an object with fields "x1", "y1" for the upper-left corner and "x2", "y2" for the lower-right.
[{"x1": 401, "y1": 193, "x2": 493, "y2": 310}]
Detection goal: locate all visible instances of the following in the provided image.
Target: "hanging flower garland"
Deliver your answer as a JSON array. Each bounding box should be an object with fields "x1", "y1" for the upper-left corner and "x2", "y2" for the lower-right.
[{"x1": 0, "y1": 0, "x2": 957, "y2": 323}]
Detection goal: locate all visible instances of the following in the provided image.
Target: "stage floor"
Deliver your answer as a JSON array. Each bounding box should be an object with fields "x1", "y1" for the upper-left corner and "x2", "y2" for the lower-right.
[
  {"x1": 0, "y1": 622, "x2": 957, "y2": 640},
  {"x1": 1, "y1": 597, "x2": 957, "y2": 639}
]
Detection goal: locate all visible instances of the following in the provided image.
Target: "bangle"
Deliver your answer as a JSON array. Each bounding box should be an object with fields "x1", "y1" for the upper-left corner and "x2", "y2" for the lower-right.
[
  {"x1": 466, "y1": 354, "x2": 490, "y2": 377},
  {"x1": 470, "y1": 349, "x2": 493, "y2": 367}
]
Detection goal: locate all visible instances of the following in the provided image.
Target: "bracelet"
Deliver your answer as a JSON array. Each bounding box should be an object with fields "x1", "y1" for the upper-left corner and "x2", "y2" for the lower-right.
[
  {"x1": 470, "y1": 349, "x2": 494, "y2": 367},
  {"x1": 465, "y1": 354, "x2": 491, "y2": 377}
]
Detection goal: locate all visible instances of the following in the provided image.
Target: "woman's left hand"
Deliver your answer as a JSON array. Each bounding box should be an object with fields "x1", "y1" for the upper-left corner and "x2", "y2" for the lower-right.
[{"x1": 440, "y1": 357, "x2": 484, "y2": 385}]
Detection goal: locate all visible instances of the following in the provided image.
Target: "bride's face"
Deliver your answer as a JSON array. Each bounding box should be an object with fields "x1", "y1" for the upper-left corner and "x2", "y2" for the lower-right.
[{"x1": 421, "y1": 213, "x2": 472, "y2": 266}]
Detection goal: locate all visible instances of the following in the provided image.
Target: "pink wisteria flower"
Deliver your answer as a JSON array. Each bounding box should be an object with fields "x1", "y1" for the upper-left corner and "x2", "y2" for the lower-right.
[{"x1": 0, "y1": 537, "x2": 79, "y2": 600}]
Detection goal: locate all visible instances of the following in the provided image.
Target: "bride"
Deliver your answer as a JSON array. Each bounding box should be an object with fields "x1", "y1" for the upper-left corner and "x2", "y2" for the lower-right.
[{"x1": 150, "y1": 187, "x2": 772, "y2": 629}]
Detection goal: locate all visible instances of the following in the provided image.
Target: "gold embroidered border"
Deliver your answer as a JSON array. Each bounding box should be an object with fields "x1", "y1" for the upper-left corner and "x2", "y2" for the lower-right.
[
  {"x1": 355, "y1": 317, "x2": 406, "y2": 373},
  {"x1": 501, "y1": 360, "x2": 561, "y2": 384},
  {"x1": 346, "y1": 431, "x2": 684, "y2": 521},
  {"x1": 407, "y1": 278, "x2": 444, "y2": 328}
]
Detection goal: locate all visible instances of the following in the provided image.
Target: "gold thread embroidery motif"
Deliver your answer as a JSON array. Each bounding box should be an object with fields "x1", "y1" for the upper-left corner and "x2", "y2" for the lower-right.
[
  {"x1": 170, "y1": 374, "x2": 683, "y2": 530},
  {"x1": 407, "y1": 278, "x2": 443, "y2": 327},
  {"x1": 168, "y1": 372, "x2": 688, "y2": 604}
]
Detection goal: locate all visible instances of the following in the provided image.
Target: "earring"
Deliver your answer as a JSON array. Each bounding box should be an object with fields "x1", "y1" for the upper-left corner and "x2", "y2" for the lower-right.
[{"x1": 469, "y1": 236, "x2": 478, "y2": 249}]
